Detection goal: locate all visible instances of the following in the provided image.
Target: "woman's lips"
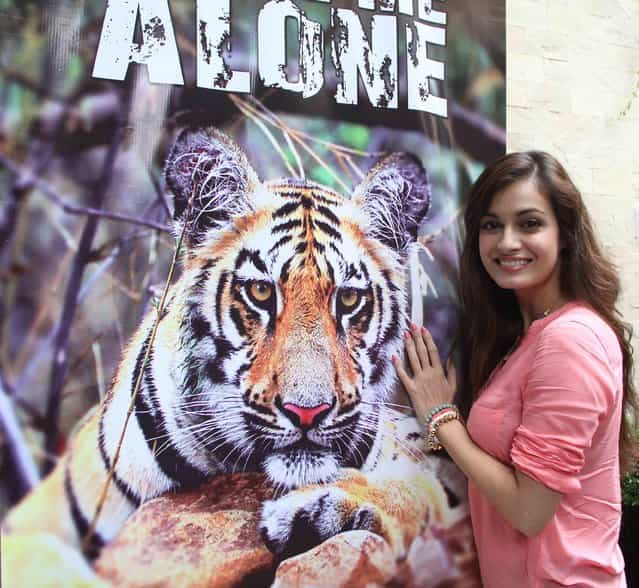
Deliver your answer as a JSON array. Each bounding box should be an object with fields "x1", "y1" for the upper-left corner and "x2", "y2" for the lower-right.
[{"x1": 495, "y1": 258, "x2": 532, "y2": 271}]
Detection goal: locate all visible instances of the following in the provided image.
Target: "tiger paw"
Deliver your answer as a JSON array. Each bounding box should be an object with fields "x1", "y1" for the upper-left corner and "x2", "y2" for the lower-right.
[{"x1": 259, "y1": 487, "x2": 382, "y2": 558}]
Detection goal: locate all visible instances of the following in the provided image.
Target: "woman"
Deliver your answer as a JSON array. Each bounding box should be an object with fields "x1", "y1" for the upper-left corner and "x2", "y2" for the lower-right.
[{"x1": 393, "y1": 151, "x2": 638, "y2": 587}]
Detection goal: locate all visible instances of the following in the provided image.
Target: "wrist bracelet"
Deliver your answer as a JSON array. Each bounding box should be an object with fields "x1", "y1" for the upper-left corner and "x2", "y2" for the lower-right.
[
  {"x1": 423, "y1": 403, "x2": 456, "y2": 428},
  {"x1": 423, "y1": 403, "x2": 460, "y2": 452}
]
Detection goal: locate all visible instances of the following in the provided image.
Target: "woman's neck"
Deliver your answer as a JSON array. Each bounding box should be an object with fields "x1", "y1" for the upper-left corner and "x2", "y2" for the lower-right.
[{"x1": 517, "y1": 292, "x2": 569, "y2": 331}]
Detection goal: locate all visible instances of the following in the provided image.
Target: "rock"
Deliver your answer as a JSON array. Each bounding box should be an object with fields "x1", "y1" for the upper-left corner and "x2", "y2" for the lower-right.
[
  {"x1": 94, "y1": 474, "x2": 480, "y2": 588},
  {"x1": 396, "y1": 510, "x2": 481, "y2": 588},
  {"x1": 94, "y1": 473, "x2": 277, "y2": 588},
  {"x1": 272, "y1": 530, "x2": 397, "y2": 588}
]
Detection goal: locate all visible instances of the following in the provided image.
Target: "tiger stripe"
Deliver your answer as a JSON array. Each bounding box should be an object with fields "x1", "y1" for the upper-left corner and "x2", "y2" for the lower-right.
[
  {"x1": 132, "y1": 333, "x2": 208, "y2": 488},
  {"x1": 64, "y1": 467, "x2": 105, "y2": 560}
]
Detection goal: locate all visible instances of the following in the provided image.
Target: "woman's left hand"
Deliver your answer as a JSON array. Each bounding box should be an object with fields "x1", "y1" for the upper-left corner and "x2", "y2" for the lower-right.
[{"x1": 392, "y1": 323, "x2": 456, "y2": 428}]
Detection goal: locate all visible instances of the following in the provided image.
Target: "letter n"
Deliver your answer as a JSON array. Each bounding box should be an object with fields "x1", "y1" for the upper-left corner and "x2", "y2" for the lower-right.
[{"x1": 331, "y1": 10, "x2": 397, "y2": 109}]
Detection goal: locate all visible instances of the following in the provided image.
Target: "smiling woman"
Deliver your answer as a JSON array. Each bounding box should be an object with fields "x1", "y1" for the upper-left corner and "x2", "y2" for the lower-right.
[
  {"x1": 477, "y1": 177, "x2": 565, "y2": 322},
  {"x1": 394, "y1": 151, "x2": 639, "y2": 587}
]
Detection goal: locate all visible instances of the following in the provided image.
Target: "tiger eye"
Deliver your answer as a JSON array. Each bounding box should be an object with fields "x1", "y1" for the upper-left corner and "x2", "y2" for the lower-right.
[
  {"x1": 340, "y1": 288, "x2": 359, "y2": 308},
  {"x1": 249, "y1": 281, "x2": 273, "y2": 302}
]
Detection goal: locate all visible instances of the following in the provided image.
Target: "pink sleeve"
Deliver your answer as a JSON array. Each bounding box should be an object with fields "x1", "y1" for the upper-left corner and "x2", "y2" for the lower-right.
[{"x1": 510, "y1": 321, "x2": 615, "y2": 494}]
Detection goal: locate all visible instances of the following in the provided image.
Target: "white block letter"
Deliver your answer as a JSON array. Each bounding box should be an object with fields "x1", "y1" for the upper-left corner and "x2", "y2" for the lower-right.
[
  {"x1": 258, "y1": 0, "x2": 324, "y2": 98},
  {"x1": 378, "y1": 0, "x2": 414, "y2": 15},
  {"x1": 197, "y1": 0, "x2": 250, "y2": 92},
  {"x1": 406, "y1": 21, "x2": 447, "y2": 117},
  {"x1": 331, "y1": 10, "x2": 398, "y2": 109},
  {"x1": 358, "y1": 0, "x2": 413, "y2": 13},
  {"x1": 418, "y1": 0, "x2": 447, "y2": 25},
  {"x1": 93, "y1": 0, "x2": 183, "y2": 85}
]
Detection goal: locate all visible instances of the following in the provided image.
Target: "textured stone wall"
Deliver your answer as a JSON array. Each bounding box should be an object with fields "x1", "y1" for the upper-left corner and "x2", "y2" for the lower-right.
[{"x1": 507, "y1": 0, "x2": 639, "y2": 351}]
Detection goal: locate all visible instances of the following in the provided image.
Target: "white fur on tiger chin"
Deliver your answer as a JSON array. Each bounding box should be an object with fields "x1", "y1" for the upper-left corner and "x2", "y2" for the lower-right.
[{"x1": 264, "y1": 453, "x2": 341, "y2": 489}]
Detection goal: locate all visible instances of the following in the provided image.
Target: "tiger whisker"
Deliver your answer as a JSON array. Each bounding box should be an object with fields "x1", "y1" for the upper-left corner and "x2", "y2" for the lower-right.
[
  {"x1": 231, "y1": 435, "x2": 260, "y2": 473},
  {"x1": 360, "y1": 399, "x2": 414, "y2": 412}
]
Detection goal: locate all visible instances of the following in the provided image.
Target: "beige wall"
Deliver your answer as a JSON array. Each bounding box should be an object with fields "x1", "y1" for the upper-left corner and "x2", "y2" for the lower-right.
[{"x1": 507, "y1": 0, "x2": 639, "y2": 345}]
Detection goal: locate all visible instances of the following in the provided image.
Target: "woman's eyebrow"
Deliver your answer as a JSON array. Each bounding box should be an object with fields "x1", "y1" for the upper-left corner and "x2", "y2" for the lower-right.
[
  {"x1": 515, "y1": 208, "x2": 545, "y2": 216},
  {"x1": 482, "y1": 208, "x2": 546, "y2": 218}
]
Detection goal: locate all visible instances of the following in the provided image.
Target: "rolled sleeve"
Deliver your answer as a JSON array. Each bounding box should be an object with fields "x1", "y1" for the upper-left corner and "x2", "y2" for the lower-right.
[{"x1": 510, "y1": 321, "x2": 614, "y2": 494}]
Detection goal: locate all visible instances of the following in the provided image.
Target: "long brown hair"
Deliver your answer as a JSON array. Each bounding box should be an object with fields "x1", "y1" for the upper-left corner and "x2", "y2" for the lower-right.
[{"x1": 458, "y1": 151, "x2": 638, "y2": 473}]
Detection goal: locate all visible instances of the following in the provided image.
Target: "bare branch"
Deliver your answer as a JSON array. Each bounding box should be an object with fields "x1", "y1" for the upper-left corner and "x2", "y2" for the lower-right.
[
  {"x1": 41, "y1": 88, "x2": 133, "y2": 474},
  {"x1": 0, "y1": 372, "x2": 40, "y2": 500},
  {"x1": 147, "y1": 167, "x2": 172, "y2": 219},
  {"x1": 449, "y1": 101, "x2": 506, "y2": 164},
  {"x1": 0, "y1": 154, "x2": 170, "y2": 233}
]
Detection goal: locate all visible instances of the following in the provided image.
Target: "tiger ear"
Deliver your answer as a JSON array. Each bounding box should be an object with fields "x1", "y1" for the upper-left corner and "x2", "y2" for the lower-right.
[
  {"x1": 353, "y1": 153, "x2": 430, "y2": 253},
  {"x1": 164, "y1": 127, "x2": 259, "y2": 241}
]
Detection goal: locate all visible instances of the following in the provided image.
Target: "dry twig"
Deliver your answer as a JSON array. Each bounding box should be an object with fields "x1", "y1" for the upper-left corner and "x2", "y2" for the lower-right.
[{"x1": 82, "y1": 203, "x2": 189, "y2": 555}]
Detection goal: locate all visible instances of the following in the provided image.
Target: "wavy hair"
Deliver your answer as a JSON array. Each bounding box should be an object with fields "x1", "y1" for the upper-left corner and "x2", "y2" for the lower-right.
[{"x1": 458, "y1": 151, "x2": 638, "y2": 474}]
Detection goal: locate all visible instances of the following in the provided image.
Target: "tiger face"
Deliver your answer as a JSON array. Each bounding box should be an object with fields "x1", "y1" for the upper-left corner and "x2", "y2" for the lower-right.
[{"x1": 165, "y1": 128, "x2": 430, "y2": 490}]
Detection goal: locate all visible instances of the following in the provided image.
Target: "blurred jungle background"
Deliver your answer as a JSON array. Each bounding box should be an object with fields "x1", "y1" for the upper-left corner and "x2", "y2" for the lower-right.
[{"x1": 0, "y1": 0, "x2": 505, "y2": 523}]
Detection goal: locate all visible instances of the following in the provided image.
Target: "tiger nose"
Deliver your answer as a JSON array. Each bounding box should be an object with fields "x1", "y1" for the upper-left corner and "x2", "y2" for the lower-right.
[{"x1": 282, "y1": 402, "x2": 331, "y2": 430}]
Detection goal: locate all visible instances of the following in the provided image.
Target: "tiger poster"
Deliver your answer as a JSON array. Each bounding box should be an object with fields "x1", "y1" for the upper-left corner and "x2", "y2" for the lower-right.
[{"x1": 0, "y1": 1, "x2": 505, "y2": 587}]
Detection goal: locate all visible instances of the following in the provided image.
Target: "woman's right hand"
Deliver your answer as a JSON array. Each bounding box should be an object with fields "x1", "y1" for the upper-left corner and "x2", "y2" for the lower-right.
[{"x1": 392, "y1": 323, "x2": 456, "y2": 429}]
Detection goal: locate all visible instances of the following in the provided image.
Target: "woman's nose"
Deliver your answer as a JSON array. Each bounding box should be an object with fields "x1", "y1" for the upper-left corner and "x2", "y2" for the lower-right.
[{"x1": 497, "y1": 226, "x2": 521, "y2": 250}]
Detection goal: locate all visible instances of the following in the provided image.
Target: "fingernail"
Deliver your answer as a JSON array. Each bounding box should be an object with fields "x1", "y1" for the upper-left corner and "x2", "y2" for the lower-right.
[
  {"x1": 410, "y1": 322, "x2": 417, "y2": 330},
  {"x1": 391, "y1": 355, "x2": 397, "y2": 363},
  {"x1": 421, "y1": 326, "x2": 427, "y2": 333},
  {"x1": 404, "y1": 331, "x2": 411, "y2": 339}
]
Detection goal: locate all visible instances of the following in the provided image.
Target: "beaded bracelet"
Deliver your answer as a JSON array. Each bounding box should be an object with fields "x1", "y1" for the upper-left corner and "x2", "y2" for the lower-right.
[
  {"x1": 423, "y1": 403, "x2": 461, "y2": 452},
  {"x1": 423, "y1": 403, "x2": 456, "y2": 430},
  {"x1": 427, "y1": 410, "x2": 460, "y2": 451}
]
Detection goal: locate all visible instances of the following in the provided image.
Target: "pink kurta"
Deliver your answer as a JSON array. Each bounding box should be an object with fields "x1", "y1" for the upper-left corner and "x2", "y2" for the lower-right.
[{"x1": 467, "y1": 302, "x2": 626, "y2": 587}]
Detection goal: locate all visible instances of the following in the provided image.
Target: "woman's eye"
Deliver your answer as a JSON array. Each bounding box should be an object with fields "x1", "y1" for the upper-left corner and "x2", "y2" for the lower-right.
[
  {"x1": 339, "y1": 288, "x2": 360, "y2": 309},
  {"x1": 248, "y1": 281, "x2": 273, "y2": 303},
  {"x1": 522, "y1": 218, "x2": 542, "y2": 229},
  {"x1": 479, "y1": 220, "x2": 499, "y2": 231}
]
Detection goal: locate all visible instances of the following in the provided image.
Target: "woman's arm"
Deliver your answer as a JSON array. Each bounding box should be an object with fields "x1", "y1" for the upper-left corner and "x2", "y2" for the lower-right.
[
  {"x1": 435, "y1": 419, "x2": 560, "y2": 536},
  {"x1": 393, "y1": 323, "x2": 560, "y2": 537}
]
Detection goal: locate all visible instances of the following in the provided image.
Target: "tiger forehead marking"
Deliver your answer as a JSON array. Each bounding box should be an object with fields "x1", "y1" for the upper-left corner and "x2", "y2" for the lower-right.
[
  {"x1": 265, "y1": 180, "x2": 346, "y2": 279},
  {"x1": 162, "y1": 128, "x2": 430, "y2": 489}
]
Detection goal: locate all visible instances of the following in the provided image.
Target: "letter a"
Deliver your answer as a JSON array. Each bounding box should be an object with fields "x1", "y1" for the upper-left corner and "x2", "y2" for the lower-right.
[{"x1": 93, "y1": 0, "x2": 184, "y2": 85}]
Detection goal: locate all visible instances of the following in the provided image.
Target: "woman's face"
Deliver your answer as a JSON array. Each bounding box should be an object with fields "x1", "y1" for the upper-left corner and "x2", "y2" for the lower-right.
[{"x1": 478, "y1": 178, "x2": 562, "y2": 302}]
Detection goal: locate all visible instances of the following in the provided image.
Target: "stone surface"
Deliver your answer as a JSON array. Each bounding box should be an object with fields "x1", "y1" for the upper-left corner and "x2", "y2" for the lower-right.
[
  {"x1": 94, "y1": 473, "x2": 277, "y2": 588},
  {"x1": 271, "y1": 531, "x2": 397, "y2": 588},
  {"x1": 395, "y1": 514, "x2": 481, "y2": 588},
  {"x1": 94, "y1": 472, "x2": 479, "y2": 588}
]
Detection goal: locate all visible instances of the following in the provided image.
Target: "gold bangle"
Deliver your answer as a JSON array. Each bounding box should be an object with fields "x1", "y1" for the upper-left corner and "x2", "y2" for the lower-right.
[{"x1": 426, "y1": 409, "x2": 460, "y2": 452}]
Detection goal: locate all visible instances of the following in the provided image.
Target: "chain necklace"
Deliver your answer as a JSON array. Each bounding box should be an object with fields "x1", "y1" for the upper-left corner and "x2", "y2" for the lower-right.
[{"x1": 536, "y1": 299, "x2": 568, "y2": 321}]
